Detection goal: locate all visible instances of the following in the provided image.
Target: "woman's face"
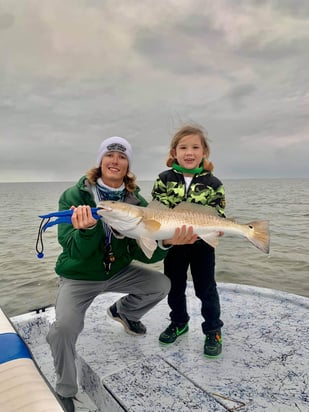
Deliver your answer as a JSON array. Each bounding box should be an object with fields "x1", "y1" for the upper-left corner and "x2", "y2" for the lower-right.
[
  {"x1": 173, "y1": 134, "x2": 206, "y2": 170},
  {"x1": 100, "y1": 151, "x2": 129, "y2": 188}
]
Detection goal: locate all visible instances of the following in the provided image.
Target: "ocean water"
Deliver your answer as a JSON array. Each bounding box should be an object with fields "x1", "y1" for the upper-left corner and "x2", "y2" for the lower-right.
[{"x1": 0, "y1": 178, "x2": 308, "y2": 317}]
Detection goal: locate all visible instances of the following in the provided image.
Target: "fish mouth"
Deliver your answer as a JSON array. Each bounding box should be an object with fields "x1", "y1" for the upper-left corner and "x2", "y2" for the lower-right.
[{"x1": 97, "y1": 205, "x2": 112, "y2": 212}]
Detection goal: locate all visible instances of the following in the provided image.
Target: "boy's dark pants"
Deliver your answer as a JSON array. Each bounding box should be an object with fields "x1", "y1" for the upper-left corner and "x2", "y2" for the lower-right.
[{"x1": 164, "y1": 240, "x2": 223, "y2": 334}]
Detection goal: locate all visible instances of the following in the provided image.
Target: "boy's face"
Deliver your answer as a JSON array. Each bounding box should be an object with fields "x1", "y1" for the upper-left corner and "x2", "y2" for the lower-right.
[{"x1": 173, "y1": 134, "x2": 206, "y2": 171}]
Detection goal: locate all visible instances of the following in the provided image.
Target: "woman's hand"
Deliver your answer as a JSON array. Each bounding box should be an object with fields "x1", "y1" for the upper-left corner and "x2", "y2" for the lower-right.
[
  {"x1": 70, "y1": 205, "x2": 97, "y2": 230},
  {"x1": 162, "y1": 225, "x2": 198, "y2": 246}
]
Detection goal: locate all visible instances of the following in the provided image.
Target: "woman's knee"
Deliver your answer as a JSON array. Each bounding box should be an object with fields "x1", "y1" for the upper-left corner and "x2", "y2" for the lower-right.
[
  {"x1": 157, "y1": 273, "x2": 171, "y2": 297},
  {"x1": 144, "y1": 270, "x2": 171, "y2": 297}
]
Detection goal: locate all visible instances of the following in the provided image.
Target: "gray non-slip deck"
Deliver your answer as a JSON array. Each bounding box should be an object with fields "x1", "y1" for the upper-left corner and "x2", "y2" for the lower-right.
[{"x1": 12, "y1": 282, "x2": 309, "y2": 411}]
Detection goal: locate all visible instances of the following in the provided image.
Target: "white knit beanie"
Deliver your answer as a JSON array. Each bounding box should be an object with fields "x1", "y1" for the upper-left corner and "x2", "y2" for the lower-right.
[{"x1": 96, "y1": 136, "x2": 133, "y2": 168}]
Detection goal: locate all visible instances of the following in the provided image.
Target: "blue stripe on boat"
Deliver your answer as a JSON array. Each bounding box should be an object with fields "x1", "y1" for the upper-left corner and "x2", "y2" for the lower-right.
[{"x1": 0, "y1": 333, "x2": 32, "y2": 364}]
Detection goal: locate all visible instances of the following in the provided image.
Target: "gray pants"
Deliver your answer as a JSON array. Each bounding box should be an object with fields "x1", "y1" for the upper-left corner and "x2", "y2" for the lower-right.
[{"x1": 46, "y1": 264, "x2": 170, "y2": 397}]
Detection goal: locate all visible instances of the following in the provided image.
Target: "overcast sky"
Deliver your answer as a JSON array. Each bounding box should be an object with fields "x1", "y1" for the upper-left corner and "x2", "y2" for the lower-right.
[{"x1": 0, "y1": 0, "x2": 308, "y2": 182}]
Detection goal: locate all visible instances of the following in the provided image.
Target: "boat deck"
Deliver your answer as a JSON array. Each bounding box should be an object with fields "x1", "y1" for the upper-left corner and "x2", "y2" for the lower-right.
[{"x1": 12, "y1": 282, "x2": 309, "y2": 411}]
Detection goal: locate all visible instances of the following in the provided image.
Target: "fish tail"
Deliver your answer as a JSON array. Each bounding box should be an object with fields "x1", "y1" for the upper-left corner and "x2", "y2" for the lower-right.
[{"x1": 246, "y1": 221, "x2": 270, "y2": 254}]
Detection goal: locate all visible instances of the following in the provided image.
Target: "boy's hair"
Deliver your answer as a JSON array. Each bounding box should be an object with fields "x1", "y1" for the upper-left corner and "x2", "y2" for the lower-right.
[
  {"x1": 86, "y1": 167, "x2": 137, "y2": 192},
  {"x1": 166, "y1": 124, "x2": 214, "y2": 171}
]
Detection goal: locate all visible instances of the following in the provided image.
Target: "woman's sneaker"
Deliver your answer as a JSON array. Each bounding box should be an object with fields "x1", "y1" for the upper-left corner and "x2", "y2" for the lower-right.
[
  {"x1": 159, "y1": 322, "x2": 189, "y2": 344},
  {"x1": 204, "y1": 329, "x2": 222, "y2": 357},
  {"x1": 107, "y1": 303, "x2": 146, "y2": 335}
]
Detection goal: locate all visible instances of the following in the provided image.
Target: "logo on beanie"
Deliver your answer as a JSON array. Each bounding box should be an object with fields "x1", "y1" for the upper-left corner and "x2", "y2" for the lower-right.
[{"x1": 107, "y1": 143, "x2": 127, "y2": 153}]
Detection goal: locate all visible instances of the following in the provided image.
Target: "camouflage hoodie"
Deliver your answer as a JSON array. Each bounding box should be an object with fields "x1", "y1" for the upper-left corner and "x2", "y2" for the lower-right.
[{"x1": 151, "y1": 169, "x2": 226, "y2": 217}]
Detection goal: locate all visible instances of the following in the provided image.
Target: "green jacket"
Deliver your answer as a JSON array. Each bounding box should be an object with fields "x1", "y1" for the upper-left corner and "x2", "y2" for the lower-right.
[{"x1": 55, "y1": 176, "x2": 168, "y2": 281}]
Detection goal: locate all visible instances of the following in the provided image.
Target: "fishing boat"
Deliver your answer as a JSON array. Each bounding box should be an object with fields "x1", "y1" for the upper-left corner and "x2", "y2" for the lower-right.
[
  {"x1": 0, "y1": 306, "x2": 63, "y2": 411},
  {"x1": 2, "y1": 282, "x2": 308, "y2": 411}
]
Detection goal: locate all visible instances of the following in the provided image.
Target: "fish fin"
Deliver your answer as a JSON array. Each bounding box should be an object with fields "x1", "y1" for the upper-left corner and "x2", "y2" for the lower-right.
[
  {"x1": 227, "y1": 217, "x2": 236, "y2": 222},
  {"x1": 110, "y1": 227, "x2": 125, "y2": 239},
  {"x1": 143, "y1": 219, "x2": 161, "y2": 232},
  {"x1": 137, "y1": 238, "x2": 157, "y2": 259},
  {"x1": 146, "y1": 200, "x2": 168, "y2": 210},
  {"x1": 174, "y1": 202, "x2": 218, "y2": 216},
  {"x1": 199, "y1": 232, "x2": 221, "y2": 248}
]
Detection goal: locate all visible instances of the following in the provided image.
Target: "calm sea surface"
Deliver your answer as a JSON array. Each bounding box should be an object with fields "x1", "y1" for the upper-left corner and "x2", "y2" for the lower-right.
[{"x1": 0, "y1": 179, "x2": 308, "y2": 317}]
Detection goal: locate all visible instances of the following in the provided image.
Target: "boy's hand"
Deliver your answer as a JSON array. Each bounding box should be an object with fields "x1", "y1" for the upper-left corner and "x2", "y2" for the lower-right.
[{"x1": 162, "y1": 225, "x2": 198, "y2": 246}]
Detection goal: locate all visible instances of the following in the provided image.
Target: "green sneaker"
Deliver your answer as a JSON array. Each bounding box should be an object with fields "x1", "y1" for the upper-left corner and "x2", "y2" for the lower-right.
[
  {"x1": 159, "y1": 322, "x2": 189, "y2": 344},
  {"x1": 204, "y1": 329, "x2": 222, "y2": 357}
]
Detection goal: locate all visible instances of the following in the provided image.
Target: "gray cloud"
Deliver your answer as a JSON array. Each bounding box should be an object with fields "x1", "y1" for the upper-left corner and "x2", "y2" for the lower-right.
[{"x1": 0, "y1": 0, "x2": 308, "y2": 182}]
